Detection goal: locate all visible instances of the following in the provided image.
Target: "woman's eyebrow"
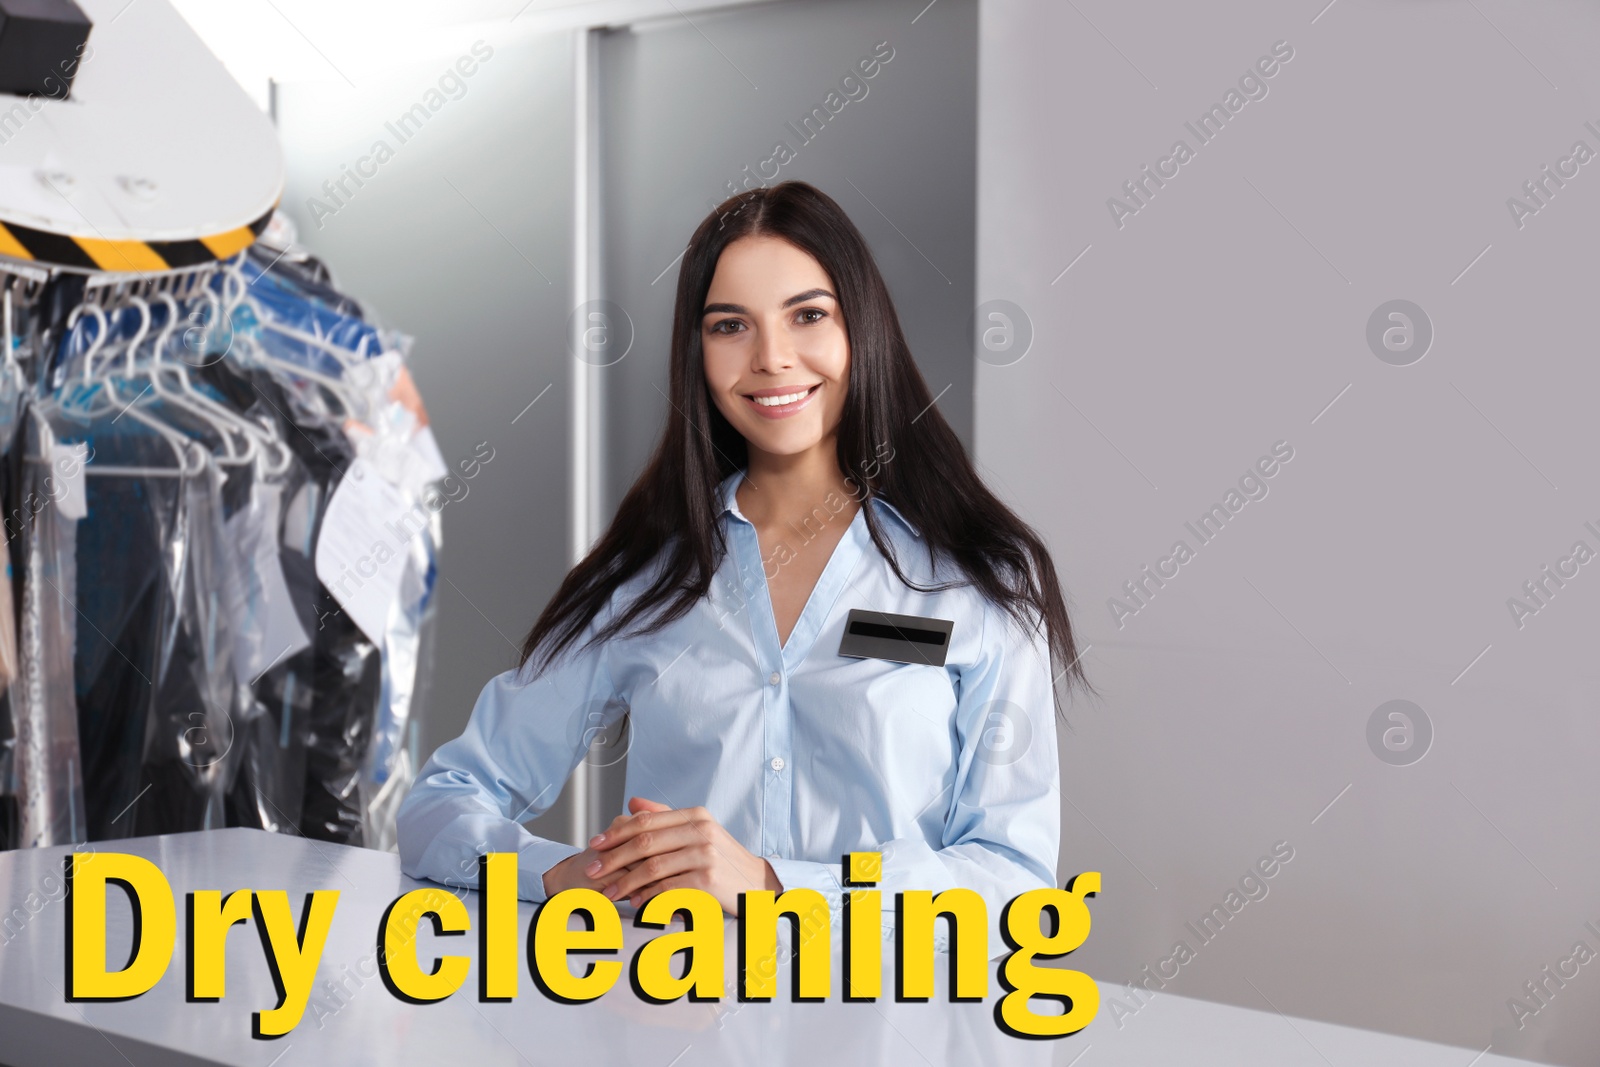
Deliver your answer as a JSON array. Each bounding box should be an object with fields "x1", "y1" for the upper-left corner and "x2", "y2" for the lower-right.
[{"x1": 702, "y1": 288, "x2": 837, "y2": 316}]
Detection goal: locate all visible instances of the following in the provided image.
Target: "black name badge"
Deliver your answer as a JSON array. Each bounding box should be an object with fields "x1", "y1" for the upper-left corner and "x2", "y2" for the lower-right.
[{"x1": 837, "y1": 609, "x2": 955, "y2": 667}]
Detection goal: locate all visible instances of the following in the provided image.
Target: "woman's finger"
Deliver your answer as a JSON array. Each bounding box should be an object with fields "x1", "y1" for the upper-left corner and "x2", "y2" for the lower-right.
[
  {"x1": 627, "y1": 876, "x2": 689, "y2": 910},
  {"x1": 627, "y1": 795, "x2": 673, "y2": 815},
  {"x1": 600, "y1": 845, "x2": 702, "y2": 902},
  {"x1": 586, "y1": 823, "x2": 704, "y2": 880},
  {"x1": 589, "y1": 805, "x2": 703, "y2": 852},
  {"x1": 582, "y1": 856, "x2": 645, "y2": 889}
]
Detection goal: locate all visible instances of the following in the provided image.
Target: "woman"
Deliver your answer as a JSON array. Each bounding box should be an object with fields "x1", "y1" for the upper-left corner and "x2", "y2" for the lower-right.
[{"x1": 396, "y1": 181, "x2": 1090, "y2": 950}]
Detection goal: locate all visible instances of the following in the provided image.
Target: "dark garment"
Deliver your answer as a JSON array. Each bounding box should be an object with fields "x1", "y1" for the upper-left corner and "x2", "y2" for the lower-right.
[
  {"x1": 67, "y1": 412, "x2": 238, "y2": 840},
  {"x1": 129, "y1": 467, "x2": 238, "y2": 838},
  {"x1": 72, "y1": 459, "x2": 182, "y2": 838},
  {"x1": 200, "y1": 361, "x2": 380, "y2": 845}
]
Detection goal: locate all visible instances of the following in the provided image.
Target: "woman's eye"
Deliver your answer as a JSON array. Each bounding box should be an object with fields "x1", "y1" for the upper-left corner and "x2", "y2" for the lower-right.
[
  {"x1": 797, "y1": 308, "x2": 825, "y2": 325},
  {"x1": 709, "y1": 319, "x2": 743, "y2": 335}
]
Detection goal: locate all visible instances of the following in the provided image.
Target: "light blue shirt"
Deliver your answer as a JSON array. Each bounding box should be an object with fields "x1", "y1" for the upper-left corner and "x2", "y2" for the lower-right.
[{"x1": 396, "y1": 469, "x2": 1062, "y2": 954}]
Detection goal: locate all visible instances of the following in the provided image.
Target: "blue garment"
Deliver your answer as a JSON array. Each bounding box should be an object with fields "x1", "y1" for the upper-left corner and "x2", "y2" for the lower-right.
[{"x1": 396, "y1": 469, "x2": 1061, "y2": 953}]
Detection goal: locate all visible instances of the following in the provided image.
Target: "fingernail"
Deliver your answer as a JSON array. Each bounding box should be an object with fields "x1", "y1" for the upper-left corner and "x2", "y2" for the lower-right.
[
  {"x1": 630, "y1": 896, "x2": 640, "y2": 908},
  {"x1": 589, "y1": 834, "x2": 605, "y2": 846},
  {"x1": 585, "y1": 860, "x2": 601, "y2": 875}
]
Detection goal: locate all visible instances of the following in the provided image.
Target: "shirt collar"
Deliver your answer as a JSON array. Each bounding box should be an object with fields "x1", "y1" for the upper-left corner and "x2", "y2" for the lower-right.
[{"x1": 717, "y1": 469, "x2": 920, "y2": 539}]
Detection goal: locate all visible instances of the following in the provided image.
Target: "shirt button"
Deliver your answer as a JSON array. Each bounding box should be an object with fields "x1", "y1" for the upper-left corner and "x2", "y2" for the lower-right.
[
  {"x1": 770, "y1": 756, "x2": 785, "y2": 771},
  {"x1": 768, "y1": 671, "x2": 781, "y2": 686}
]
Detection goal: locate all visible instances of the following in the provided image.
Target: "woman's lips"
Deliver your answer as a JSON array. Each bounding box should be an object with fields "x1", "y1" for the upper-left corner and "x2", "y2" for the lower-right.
[{"x1": 743, "y1": 383, "x2": 820, "y2": 419}]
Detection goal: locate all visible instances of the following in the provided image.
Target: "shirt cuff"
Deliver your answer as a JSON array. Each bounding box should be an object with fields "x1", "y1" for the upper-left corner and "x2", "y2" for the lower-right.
[
  {"x1": 763, "y1": 855, "x2": 843, "y2": 903},
  {"x1": 517, "y1": 840, "x2": 584, "y2": 902}
]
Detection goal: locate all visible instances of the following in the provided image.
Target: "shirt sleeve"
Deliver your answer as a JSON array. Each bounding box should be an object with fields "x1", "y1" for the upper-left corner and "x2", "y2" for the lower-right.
[
  {"x1": 764, "y1": 592, "x2": 1062, "y2": 958},
  {"x1": 396, "y1": 591, "x2": 627, "y2": 902}
]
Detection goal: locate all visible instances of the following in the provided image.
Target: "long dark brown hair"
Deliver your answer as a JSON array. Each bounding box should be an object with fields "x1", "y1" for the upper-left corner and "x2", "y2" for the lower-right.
[{"x1": 519, "y1": 180, "x2": 1092, "y2": 717}]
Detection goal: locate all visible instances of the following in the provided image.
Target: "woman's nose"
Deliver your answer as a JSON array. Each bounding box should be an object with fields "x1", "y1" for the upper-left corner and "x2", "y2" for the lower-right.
[{"x1": 749, "y1": 322, "x2": 795, "y2": 372}]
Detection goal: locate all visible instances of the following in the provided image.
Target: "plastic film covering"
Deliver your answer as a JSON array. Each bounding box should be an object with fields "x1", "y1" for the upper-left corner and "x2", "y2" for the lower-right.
[
  {"x1": 362, "y1": 506, "x2": 439, "y2": 851},
  {"x1": 0, "y1": 352, "x2": 27, "y2": 847},
  {"x1": 7, "y1": 413, "x2": 84, "y2": 847},
  {"x1": 222, "y1": 452, "x2": 315, "y2": 837},
  {"x1": 0, "y1": 224, "x2": 439, "y2": 853},
  {"x1": 47, "y1": 399, "x2": 236, "y2": 838},
  {"x1": 201, "y1": 358, "x2": 382, "y2": 846}
]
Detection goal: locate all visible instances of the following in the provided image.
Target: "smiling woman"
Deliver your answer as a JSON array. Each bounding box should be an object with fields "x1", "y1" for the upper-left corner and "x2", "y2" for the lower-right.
[{"x1": 396, "y1": 180, "x2": 1093, "y2": 954}]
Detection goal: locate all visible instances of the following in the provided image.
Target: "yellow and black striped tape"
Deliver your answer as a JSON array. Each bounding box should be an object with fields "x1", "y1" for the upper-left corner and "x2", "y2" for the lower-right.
[{"x1": 0, "y1": 206, "x2": 275, "y2": 274}]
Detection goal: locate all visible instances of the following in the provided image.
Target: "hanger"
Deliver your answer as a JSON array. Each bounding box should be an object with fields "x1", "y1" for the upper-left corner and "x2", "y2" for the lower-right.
[
  {"x1": 217, "y1": 258, "x2": 361, "y2": 423},
  {"x1": 123, "y1": 294, "x2": 256, "y2": 467},
  {"x1": 61, "y1": 300, "x2": 119, "y2": 410},
  {"x1": 40, "y1": 302, "x2": 205, "y2": 479},
  {"x1": 149, "y1": 291, "x2": 293, "y2": 477}
]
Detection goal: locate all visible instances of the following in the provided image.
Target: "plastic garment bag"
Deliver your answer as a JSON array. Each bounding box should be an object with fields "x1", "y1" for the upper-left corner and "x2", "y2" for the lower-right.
[
  {"x1": 132, "y1": 463, "x2": 239, "y2": 836},
  {"x1": 0, "y1": 337, "x2": 30, "y2": 848},
  {"x1": 0, "y1": 232, "x2": 439, "y2": 852},
  {"x1": 226, "y1": 264, "x2": 440, "y2": 848},
  {"x1": 6, "y1": 411, "x2": 85, "y2": 848},
  {"x1": 230, "y1": 252, "x2": 405, "y2": 383},
  {"x1": 39, "y1": 307, "x2": 278, "y2": 842},
  {"x1": 197, "y1": 358, "x2": 382, "y2": 845},
  {"x1": 68, "y1": 423, "x2": 188, "y2": 839},
  {"x1": 330, "y1": 346, "x2": 442, "y2": 851},
  {"x1": 37, "y1": 302, "x2": 233, "y2": 841},
  {"x1": 221, "y1": 458, "x2": 315, "y2": 837},
  {"x1": 42, "y1": 300, "x2": 322, "y2": 843},
  {"x1": 51, "y1": 398, "x2": 238, "y2": 839},
  {"x1": 362, "y1": 505, "x2": 439, "y2": 851},
  {"x1": 0, "y1": 361, "x2": 22, "y2": 700}
]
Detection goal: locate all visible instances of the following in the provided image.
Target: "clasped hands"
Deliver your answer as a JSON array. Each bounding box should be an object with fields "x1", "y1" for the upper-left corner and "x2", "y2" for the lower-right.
[{"x1": 541, "y1": 796, "x2": 781, "y2": 915}]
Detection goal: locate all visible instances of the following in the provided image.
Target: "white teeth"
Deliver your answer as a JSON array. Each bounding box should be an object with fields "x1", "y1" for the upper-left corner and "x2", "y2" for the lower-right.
[{"x1": 752, "y1": 387, "x2": 812, "y2": 407}]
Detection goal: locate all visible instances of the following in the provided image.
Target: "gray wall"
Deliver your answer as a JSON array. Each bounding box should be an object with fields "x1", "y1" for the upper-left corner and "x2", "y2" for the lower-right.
[
  {"x1": 273, "y1": 34, "x2": 585, "y2": 842},
  {"x1": 976, "y1": 1, "x2": 1599, "y2": 1063}
]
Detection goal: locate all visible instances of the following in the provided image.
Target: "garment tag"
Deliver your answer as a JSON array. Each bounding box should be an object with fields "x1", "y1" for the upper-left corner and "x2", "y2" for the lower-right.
[
  {"x1": 409, "y1": 425, "x2": 449, "y2": 484},
  {"x1": 48, "y1": 439, "x2": 88, "y2": 520},
  {"x1": 226, "y1": 483, "x2": 311, "y2": 686},
  {"x1": 837, "y1": 608, "x2": 955, "y2": 667},
  {"x1": 315, "y1": 456, "x2": 423, "y2": 642},
  {"x1": 347, "y1": 408, "x2": 447, "y2": 499}
]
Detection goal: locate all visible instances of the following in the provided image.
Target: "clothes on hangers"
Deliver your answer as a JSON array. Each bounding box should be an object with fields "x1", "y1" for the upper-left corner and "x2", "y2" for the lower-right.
[
  {"x1": 237, "y1": 251, "x2": 441, "y2": 849},
  {"x1": 0, "y1": 231, "x2": 440, "y2": 851},
  {"x1": 202, "y1": 358, "x2": 381, "y2": 845}
]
